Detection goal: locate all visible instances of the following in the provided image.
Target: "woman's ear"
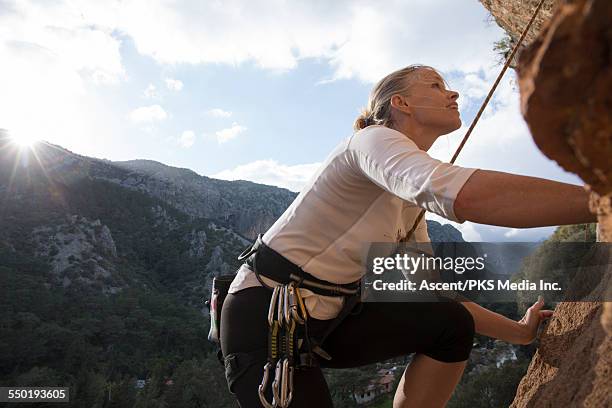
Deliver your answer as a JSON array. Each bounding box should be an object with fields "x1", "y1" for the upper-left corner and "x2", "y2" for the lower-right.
[{"x1": 390, "y1": 94, "x2": 411, "y2": 115}]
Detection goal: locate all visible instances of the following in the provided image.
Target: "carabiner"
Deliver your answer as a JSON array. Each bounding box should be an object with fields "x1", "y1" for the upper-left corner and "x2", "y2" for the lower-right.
[
  {"x1": 287, "y1": 284, "x2": 307, "y2": 324},
  {"x1": 272, "y1": 359, "x2": 283, "y2": 406},
  {"x1": 259, "y1": 284, "x2": 282, "y2": 408},
  {"x1": 279, "y1": 359, "x2": 290, "y2": 407},
  {"x1": 284, "y1": 365, "x2": 294, "y2": 408},
  {"x1": 268, "y1": 286, "x2": 280, "y2": 326},
  {"x1": 283, "y1": 283, "x2": 292, "y2": 324},
  {"x1": 258, "y1": 362, "x2": 275, "y2": 408},
  {"x1": 277, "y1": 285, "x2": 285, "y2": 327}
]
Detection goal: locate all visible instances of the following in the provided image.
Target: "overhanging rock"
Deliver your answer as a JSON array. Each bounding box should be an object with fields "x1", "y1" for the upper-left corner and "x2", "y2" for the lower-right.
[{"x1": 480, "y1": 0, "x2": 611, "y2": 406}]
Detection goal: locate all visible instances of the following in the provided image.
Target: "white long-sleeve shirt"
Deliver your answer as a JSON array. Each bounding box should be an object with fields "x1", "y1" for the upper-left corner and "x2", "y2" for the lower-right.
[{"x1": 228, "y1": 125, "x2": 478, "y2": 319}]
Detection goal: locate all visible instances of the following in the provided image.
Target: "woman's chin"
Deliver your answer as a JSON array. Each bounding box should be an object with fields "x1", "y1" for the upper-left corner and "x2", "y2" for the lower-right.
[
  {"x1": 454, "y1": 118, "x2": 462, "y2": 130},
  {"x1": 440, "y1": 119, "x2": 462, "y2": 135}
]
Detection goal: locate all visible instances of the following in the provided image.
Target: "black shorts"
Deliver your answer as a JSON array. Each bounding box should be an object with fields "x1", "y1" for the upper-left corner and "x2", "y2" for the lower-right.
[{"x1": 220, "y1": 286, "x2": 475, "y2": 407}]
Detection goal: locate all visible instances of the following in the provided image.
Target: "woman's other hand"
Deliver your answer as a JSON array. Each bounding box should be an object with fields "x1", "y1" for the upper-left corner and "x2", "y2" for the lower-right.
[{"x1": 515, "y1": 296, "x2": 554, "y2": 345}]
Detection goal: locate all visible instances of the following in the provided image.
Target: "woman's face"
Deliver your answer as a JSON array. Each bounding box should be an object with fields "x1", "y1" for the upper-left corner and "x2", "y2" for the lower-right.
[{"x1": 402, "y1": 69, "x2": 461, "y2": 134}]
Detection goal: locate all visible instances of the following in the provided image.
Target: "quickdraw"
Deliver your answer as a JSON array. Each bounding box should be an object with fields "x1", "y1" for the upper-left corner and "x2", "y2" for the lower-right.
[{"x1": 258, "y1": 282, "x2": 308, "y2": 408}]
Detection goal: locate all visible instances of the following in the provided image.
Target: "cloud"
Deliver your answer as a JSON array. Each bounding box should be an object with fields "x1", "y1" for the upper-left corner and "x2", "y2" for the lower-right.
[
  {"x1": 0, "y1": 3, "x2": 125, "y2": 83},
  {"x1": 4, "y1": 1, "x2": 502, "y2": 83},
  {"x1": 426, "y1": 213, "x2": 556, "y2": 242},
  {"x1": 143, "y1": 84, "x2": 159, "y2": 99},
  {"x1": 214, "y1": 123, "x2": 247, "y2": 143},
  {"x1": 504, "y1": 228, "x2": 520, "y2": 238},
  {"x1": 128, "y1": 105, "x2": 168, "y2": 123},
  {"x1": 123, "y1": 0, "x2": 502, "y2": 82},
  {"x1": 206, "y1": 108, "x2": 233, "y2": 118},
  {"x1": 211, "y1": 159, "x2": 321, "y2": 192},
  {"x1": 175, "y1": 0, "x2": 498, "y2": 82},
  {"x1": 455, "y1": 222, "x2": 485, "y2": 242},
  {"x1": 482, "y1": 225, "x2": 555, "y2": 242},
  {"x1": 165, "y1": 78, "x2": 183, "y2": 91},
  {"x1": 461, "y1": 72, "x2": 491, "y2": 100},
  {"x1": 179, "y1": 130, "x2": 195, "y2": 148},
  {"x1": 0, "y1": 2, "x2": 126, "y2": 148}
]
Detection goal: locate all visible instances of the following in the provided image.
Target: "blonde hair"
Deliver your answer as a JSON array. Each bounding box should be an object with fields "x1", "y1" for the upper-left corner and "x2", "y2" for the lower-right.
[{"x1": 353, "y1": 64, "x2": 446, "y2": 131}]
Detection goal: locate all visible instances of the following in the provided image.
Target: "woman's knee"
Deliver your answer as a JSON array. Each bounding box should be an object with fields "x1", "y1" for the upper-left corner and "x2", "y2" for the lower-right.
[{"x1": 425, "y1": 301, "x2": 475, "y2": 363}]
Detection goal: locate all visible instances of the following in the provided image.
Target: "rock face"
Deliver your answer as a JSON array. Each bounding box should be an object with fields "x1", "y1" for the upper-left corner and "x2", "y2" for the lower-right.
[
  {"x1": 426, "y1": 220, "x2": 466, "y2": 243},
  {"x1": 517, "y1": 0, "x2": 612, "y2": 238},
  {"x1": 113, "y1": 160, "x2": 296, "y2": 239},
  {"x1": 31, "y1": 214, "x2": 122, "y2": 293},
  {"x1": 480, "y1": 0, "x2": 558, "y2": 45},
  {"x1": 480, "y1": 0, "x2": 611, "y2": 406},
  {"x1": 510, "y1": 295, "x2": 611, "y2": 407}
]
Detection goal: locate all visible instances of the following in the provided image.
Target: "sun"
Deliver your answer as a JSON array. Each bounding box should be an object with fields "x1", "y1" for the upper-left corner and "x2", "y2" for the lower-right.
[{"x1": 10, "y1": 133, "x2": 40, "y2": 147}]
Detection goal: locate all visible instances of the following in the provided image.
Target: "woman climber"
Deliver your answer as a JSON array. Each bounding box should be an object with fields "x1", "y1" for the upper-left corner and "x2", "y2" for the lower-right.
[{"x1": 219, "y1": 64, "x2": 595, "y2": 408}]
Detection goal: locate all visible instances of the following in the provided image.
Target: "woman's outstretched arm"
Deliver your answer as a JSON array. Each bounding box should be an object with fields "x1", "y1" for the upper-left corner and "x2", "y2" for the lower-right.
[
  {"x1": 453, "y1": 169, "x2": 595, "y2": 228},
  {"x1": 459, "y1": 296, "x2": 553, "y2": 345}
]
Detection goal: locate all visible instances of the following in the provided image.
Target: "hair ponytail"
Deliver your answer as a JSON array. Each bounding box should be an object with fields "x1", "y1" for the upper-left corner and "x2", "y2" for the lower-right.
[{"x1": 353, "y1": 109, "x2": 373, "y2": 131}]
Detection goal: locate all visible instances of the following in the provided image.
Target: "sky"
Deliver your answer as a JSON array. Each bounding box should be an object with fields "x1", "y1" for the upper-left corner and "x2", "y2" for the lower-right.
[{"x1": 0, "y1": 0, "x2": 585, "y2": 242}]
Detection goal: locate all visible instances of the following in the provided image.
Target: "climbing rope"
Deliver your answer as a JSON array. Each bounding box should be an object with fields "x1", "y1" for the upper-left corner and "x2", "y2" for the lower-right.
[{"x1": 401, "y1": 0, "x2": 548, "y2": 242}]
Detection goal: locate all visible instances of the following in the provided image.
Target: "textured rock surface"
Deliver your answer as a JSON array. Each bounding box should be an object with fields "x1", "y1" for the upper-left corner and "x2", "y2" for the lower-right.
[
  {"x1": 517, "y1": 0, "x2": 612, "y2": 198},
  {"x1": 31, "y1": 214, "x2": 122, "y2": 293},
  {"x1": 113, "y1": 159, "x2": 296, "y2": 239},
  {"x1": 425, "y1": 220, "x2": 466, "y2": 243},
  {"x1": 480, "y1": 0, "x2": 612, "y2": 406},
  {"x1": 511, "y1": 299, "x2": 611, "y2": 407},
  {"x1": 480, "y1": 0, "x2": 558, "y2": 45}
]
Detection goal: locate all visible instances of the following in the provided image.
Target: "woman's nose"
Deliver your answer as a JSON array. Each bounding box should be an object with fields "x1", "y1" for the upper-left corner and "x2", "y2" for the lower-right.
[{"x1": 449, "y1": 90, "x2": 459, "y2": 101}]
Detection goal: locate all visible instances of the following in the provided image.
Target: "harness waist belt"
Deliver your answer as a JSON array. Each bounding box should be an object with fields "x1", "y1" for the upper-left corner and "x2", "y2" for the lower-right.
[{"x1": 240, "y1": 234, "x2": 360, "y2": 297}]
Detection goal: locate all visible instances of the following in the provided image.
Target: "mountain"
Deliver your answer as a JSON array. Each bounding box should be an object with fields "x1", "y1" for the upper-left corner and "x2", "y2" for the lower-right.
[
  {"x1": 0, "y1": 135, "x2": 466, "y2": 300},
  {"x1": 111, "y1": 159, "x2": 298, "y2": 239},
  {"x1": 426, "y1": 220, "x2": 465, "y2": 242},
  {"x1": 0, "y1": 136, "x2": 278, "y2": 304},
  {"x1": 0, "y1": 135, "x2": 297, "y2": 240}
]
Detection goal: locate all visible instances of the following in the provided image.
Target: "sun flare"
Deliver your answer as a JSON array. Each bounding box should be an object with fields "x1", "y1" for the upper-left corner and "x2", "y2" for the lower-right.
[{"x1": 10, "y1": 133, "x2": 39, "y2": 147}]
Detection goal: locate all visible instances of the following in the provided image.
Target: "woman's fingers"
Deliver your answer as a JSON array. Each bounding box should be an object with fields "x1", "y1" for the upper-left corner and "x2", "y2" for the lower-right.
[
  {"x1": 531, "y1": 295, "x2": 545, "y2": 310},
  {"x1": 526, "y1": 296, "x2": 545, "y2": 321},
  {"x1": 539, "y1": 310, "x2": 554, "y2": 318},
  {"x1": 532, "y1": 295, "x2": 553, "y2": 320},
  {"x1": 517, "y1": 298, "x2": 553, "y2": 344}
]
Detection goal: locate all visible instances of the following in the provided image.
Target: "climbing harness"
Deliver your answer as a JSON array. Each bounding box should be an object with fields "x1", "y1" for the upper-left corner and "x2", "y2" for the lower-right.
[
  {"x1": 238, "y1": 234, "x2": 360, "y2": 297},
  {"x1": 236, "y1": 234, "x2": 362, "y2": 407}
]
